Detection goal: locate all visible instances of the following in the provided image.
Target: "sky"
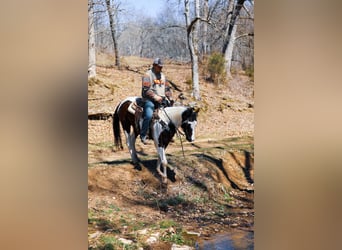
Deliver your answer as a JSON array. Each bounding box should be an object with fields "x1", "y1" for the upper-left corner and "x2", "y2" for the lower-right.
[{"x1": 124, "y1": 0, "x2": 164, "y2": 18}]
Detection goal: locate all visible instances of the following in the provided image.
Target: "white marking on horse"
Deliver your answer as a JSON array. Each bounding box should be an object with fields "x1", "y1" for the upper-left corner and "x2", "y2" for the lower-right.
[
  {"x1": 117, "y1": 96, "x2": 139, "y2": 114},
  {"x1": 188, "y1": 120, "x2": 197, "y2": 141}
]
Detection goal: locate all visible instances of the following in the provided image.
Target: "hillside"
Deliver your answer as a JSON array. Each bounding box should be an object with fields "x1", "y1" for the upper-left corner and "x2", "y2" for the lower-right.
[{"x1": 88, "y1": 55, "x2": 254, "y2": 249}]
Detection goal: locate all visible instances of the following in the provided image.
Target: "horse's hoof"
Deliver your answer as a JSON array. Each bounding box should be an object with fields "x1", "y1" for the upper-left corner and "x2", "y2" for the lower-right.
[{"x1": 161, "y1": 181, "x2": 168, "y2": 190}]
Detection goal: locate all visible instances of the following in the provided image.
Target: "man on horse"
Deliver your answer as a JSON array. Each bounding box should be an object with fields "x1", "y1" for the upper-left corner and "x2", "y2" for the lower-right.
[{"x1": 140, "y1": 58, "x2": 173, "y2": 144}]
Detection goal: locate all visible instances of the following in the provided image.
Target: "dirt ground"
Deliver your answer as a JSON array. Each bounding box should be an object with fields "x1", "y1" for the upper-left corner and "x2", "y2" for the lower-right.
[{"x1": 88, "y1": 55, "x2": 254, "y2": 249}]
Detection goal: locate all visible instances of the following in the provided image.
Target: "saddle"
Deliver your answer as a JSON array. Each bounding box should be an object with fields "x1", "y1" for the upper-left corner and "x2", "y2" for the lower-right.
[{"x1": 127, "y1": 97, "x2": 172, "y2": 135}]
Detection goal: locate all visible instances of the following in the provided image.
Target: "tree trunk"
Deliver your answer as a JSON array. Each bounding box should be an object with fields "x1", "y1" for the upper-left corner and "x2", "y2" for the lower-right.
[
  {"x1": 222, "y1": 0, "x2": 245, "y2": 78},
  {"x1": 184, "y1": 0, "x2": 200, "y2": 100},
  {"x1": 88, "y1": 0, "x2": 96, "y2": 78},
  {"x1": 224, "y1": 23, "x2": 237, "y2": 78},
  {"x1": 202, "y1": 0, "x2": 209, "y2": 56},
  {"x1": 105, "y1": 0, "x2": 120, "y2": 67}
]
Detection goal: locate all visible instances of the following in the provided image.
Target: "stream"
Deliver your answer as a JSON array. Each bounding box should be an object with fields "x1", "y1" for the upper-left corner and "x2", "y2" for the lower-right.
[{"x1": 196, "y1": 229, "x2": 254, "y2": 250}]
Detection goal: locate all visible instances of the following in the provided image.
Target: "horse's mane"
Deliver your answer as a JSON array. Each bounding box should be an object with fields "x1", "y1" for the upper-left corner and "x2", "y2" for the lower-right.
[{"x1": 159, "y1": 106, "x2": 188, "y2": 128}]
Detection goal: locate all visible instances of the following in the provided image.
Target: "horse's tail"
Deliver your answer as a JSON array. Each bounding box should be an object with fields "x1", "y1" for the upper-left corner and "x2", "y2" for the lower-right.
[{"x1": 113, "y1": 104, "x2": 123, "y2": 150}]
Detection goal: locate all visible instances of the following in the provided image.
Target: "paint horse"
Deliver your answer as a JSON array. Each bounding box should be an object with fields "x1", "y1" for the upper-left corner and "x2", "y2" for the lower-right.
[{"x1": 113, "y1": 96, "x2": 199, "y2": 184}]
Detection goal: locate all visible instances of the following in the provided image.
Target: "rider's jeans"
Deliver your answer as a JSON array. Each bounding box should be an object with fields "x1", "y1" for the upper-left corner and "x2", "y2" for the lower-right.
[{"x1": 141, "y1": 100, "x2": 155, "y2": 137}]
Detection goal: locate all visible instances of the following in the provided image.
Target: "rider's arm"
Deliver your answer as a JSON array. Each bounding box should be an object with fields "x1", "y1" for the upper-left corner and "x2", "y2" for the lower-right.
[{"x1": 165, "y1": 80, "x2": 173, "y2": 100}]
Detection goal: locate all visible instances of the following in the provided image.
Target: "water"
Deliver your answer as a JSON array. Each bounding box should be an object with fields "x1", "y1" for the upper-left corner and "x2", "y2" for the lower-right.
[{"x1": 197, "y1": 230, "x2": 254, "y2": 250}]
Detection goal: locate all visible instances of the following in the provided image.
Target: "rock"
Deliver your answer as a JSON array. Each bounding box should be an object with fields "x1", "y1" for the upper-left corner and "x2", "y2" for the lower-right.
[
  {"x1": 89, "y1": 231, "x2": 101, "y2": 239},
  {"x1": 118, "y1": 238, "x2": 133, "y2": 245},
  {"x1": 184, "y1": 231, "x2": 200, "y2": 237},
  {"x1": 137, "y1": 228, "x2": 148, "y2": 235},
  {"x1": 151, "y1": 232, "x2": 160, "y2": 238},
  {"x1": 171, "y1": 244, "x2": 193, "y2": 250},
  {"x1": 146, "y1": 236, "x2": 158, "y2": 244}
]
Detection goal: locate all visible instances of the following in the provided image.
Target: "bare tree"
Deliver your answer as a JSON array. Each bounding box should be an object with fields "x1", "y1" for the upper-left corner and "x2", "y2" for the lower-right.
[
  {"x1": 88, "y1": 0, "x2": 253, "y2": 81},
  {"x1": 184, "y1": 0, "x2": 201, "y2": 100},
  {"x1": 222, "y1": 0, "x2": 246, "y2": 78},
  {"x1": 105, "y1": 0, "x2": 120, "y2": 67},
  {"x1": 88, "y1": 0, "x2": 96, "y2": 78},
  {"x1": 233, "y1": 1, "x2": 254, "y2": 71},
  {"x1": 202, "y1": 0, "x2": 209, "y2": 56}
]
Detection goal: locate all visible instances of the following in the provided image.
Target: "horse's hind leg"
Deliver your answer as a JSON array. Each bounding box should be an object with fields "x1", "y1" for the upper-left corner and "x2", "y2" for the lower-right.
[
  {"x1": 124, "y1": 131, "x2": 139, "y2": 164},
  {"x1": 131, "y1": 133, "x2": 140, "y2": 163}
]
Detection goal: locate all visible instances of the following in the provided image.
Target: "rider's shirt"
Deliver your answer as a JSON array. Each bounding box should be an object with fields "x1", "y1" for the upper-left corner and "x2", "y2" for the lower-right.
[{"x1": 142, "y1": 68, "x2": 172, "y2": 102}]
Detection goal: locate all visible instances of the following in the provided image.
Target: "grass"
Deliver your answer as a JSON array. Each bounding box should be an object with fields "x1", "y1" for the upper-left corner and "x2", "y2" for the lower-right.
[
  {"x1": 108, "y1": 204, "x2": 121, "y2": 212},
  {"x1": 97, "y1": 235, "x2": 138, "y2": 250},
  {"x1": 163, "y1": 195, "x2": 186, "y2": 206},
  {"x1": 101, "y1": 235, "x2": 117, "y2": 245},
  {"x1": 89, "y1": 216, "x2": 194, "y2": 249},
  {"x1": 159, "y1": 227, "x2": 197, "y2": 246},
  {"x1": 221, "y1": 185, "x2": 233, "y2": 203},
  {"x1": 159, "y1": 219, "x2": 178, "y2": 229},
  {"x1": 160, "y1": 231, "x2": 187, "y2": 245},
  {"x1": 132, "y1": 221, "x2": 146, "y2": 231},
  {"x1": 88, "y1": 217, "x2": 118, "y2": 232},
  {"x1": 158, "y1": 220, "x2": 193, "y2": 245}
]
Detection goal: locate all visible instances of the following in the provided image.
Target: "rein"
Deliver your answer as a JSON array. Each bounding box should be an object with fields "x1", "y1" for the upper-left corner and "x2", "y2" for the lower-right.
[{"x1": 160, "y1": 107, "x2": 186, "y2": 158}]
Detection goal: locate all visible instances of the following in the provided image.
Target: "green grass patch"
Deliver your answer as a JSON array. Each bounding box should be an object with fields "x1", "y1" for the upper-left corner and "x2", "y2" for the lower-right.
[
  {"x1": 96, "y1": 235, "x2": 139, "y2": 250},
  {"x1": 156, "y1": 194, "x2": 187, "y2": 210},
  {"x1": 159, "y1": 219, "x2": 178, "y2": 229}
]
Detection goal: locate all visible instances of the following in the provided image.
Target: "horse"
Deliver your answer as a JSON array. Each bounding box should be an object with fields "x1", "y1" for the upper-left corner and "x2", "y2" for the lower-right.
[{"x1": 113, "y1": 96, "x2": 199, "y2": 184}]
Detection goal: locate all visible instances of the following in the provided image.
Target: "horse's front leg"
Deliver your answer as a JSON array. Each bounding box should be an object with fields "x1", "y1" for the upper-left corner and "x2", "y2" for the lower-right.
[
  {"x1": 156, "y1": 155, "x2": 163, "y2": 177},
  {"x1": 156, "y1": 146, "x2": 168, "y2": 185}
]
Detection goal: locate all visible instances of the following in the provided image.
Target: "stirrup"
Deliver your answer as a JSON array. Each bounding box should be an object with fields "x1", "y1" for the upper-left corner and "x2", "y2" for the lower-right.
[
  {"x1": 152, "y1": 109, "x2": 160, "y2": 120},
  {"x1": 140, "y1": 135, "x2": 148, "y2": 144}
]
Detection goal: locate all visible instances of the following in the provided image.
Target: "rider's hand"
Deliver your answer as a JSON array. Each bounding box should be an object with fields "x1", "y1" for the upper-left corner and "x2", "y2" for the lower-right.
[{"x1": 154, "y1": 95, "x2": 163, "y2": 103}]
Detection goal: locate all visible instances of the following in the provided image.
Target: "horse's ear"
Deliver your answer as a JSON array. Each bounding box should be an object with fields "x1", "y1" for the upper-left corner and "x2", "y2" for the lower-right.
[
  {"x1": 192, "y1": 106, "x2": 200, "y2": 113},
  {"x1": 188, "y1": 101, "x2": 200, "y2": 113}
]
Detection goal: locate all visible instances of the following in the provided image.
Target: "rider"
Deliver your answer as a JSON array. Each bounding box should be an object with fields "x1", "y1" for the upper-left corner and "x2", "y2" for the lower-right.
[{"x1": 140, "y1": 58, "x2": 173, "y2": 144}]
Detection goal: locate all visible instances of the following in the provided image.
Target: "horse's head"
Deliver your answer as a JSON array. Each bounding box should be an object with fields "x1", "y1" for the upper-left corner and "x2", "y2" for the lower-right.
[{"x1": 181, "y1": 107, "x2": 199, "y2": 142}]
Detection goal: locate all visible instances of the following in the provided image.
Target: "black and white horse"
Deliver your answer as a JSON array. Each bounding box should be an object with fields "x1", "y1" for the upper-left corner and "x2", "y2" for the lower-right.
[{"x1": 113, "y1": 96, "x2": 199, "y2": 184}]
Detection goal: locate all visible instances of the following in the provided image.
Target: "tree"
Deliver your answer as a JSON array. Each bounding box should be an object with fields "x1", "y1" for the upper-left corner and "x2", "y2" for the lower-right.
[
  {"x1": 201, "y1": 0, "x2": 209, "y2": 56},
  {"x1": 184, "y1": 0, "x2": 201, "y2": 100},
  {"x1": 88, "y1": 0, "x2": 96, "y2": 78},
  {"x1": 105, "y1": 0, "x2": 120, "y2": 67},
  {"x1": 222, "y1": 0, "x2": 246, "y2": 78},
  {"x1": 88, "y1": 0, "x2": 253, "y2": 80}
]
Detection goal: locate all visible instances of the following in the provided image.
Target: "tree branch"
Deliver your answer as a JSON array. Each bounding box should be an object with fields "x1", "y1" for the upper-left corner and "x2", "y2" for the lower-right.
[
  {"x1": 235, "y1": 33, "x2": 254, "y2": 40},
  {"x1": 187, "y1": 17, "x2": 210, "y2": 34},
  {"x1": 242, "y1": 4, "x2": 253, "y2": 18},
  {"x1": 160, "y1": 25, "x2": 186, "y2": 31}
]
